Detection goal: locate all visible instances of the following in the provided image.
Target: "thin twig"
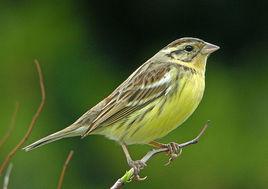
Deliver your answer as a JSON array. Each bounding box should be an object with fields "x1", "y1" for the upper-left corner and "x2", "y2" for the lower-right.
[
  {"x1": 0, "y1": 103, "x2": 20, "y2": 150},
  {"x1": 110, "y1": 121, "x2": 209, "y2": 189},
  {"x1": 0, "y1": 60, "x2": 46, "y2": 176},
  {"x1": 57, "y1": 150, "x2": 74, "y2": 189},
  {"x1": 3, "y1": 163, "x2": 13, "y2": 189}
]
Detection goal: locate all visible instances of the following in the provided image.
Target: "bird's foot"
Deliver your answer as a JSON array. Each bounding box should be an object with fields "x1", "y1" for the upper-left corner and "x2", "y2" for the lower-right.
[
  {"x1": 163, "y1": 142, "x2": 182, "y2": 166},
  {"x1": 128, "y1": 160, "x2": 147, "y2": 181}
]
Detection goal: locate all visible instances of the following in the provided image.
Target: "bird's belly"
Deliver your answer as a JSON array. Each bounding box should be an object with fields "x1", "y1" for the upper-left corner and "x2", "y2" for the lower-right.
[{"x1": 99, "y1": 75, "x2": 205, "y2": 144}]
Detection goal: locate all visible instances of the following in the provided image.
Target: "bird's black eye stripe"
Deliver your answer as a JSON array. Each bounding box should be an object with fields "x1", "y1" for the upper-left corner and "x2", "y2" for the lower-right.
[
  {"x1": 184, "y1": 45, "x2": 194, "y2": 52},
  {"x1": 167, "y1": 45, "x2": 195, "y2": 57},
  {"x1": 171, "y1": 49, "x2": 183, "y2": 55}
]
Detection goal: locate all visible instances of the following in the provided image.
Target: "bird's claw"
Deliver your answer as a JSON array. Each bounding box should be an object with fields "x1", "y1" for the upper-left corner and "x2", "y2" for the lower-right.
[
  {"x1": 164, "y1": 142, "x2": 182, "y2": 166},
  {"x1": 128, "y1": 160, "x2": 147, "y2": 181},
  {"x1": 133, "y1": 174, "x2": 147, "y2": 181}
]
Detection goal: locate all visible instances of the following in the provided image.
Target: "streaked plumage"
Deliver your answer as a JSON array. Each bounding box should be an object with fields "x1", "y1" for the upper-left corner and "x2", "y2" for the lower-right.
[{"x1": 23, "y1": 37, "x2": 219, "y2": 153}]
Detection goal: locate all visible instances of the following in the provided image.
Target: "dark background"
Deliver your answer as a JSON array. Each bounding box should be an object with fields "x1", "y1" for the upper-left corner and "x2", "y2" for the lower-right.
[{"x1": 0, "y1": 0, "x2": 267, "y2": 188}]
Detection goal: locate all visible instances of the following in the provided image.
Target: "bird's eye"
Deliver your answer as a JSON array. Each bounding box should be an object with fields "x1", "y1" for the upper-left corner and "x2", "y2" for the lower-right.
[{"x1": 184, "y1": 45, "x2": 194, "y2": 52}]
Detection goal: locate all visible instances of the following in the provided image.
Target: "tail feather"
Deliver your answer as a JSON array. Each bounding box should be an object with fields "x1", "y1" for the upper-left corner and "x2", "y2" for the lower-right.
[{"x1": 23, "y1": 125, "x2": 85, "y2": 152}]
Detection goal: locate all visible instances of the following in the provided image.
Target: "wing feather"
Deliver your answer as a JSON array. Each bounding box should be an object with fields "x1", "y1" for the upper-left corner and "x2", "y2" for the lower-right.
[{"x1": 82, "y1": 62, "x2": 174, "y2": 136}]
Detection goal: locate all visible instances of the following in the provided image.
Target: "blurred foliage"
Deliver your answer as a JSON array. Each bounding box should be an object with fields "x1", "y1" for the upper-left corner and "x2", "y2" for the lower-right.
[{"x1": 0, "y1": 0, "x2": 267, "y2": 189}]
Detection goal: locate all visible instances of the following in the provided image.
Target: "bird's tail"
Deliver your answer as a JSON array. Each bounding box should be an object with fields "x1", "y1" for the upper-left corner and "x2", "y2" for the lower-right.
[{"x1": 23, "y1": 124, "x2": 85, "y2": 152}]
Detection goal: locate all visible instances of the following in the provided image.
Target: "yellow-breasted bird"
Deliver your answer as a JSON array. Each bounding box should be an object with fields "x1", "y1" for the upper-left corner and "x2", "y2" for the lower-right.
[{"x1": 24, "y1": 37, "x2": 219, "y2": 174}]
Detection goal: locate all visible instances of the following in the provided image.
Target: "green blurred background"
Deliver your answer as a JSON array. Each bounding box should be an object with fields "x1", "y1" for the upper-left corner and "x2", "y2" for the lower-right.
[{"x1": 0, "y1": 0, "x2": 267, "y2": 188}]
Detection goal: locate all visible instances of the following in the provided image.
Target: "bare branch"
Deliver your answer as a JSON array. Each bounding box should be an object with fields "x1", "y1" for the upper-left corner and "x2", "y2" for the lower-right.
[
  {"x1": 3, "y1": 163, "x2": 13, "y2": 189},
  {"x1": 0, "y1": 60, "x2": 46, "y2": 175},
  {"x1": 110, "y1": 121, "x2": 209, "y2": 189},
  {"x1": 0, "y1": 102, "x2": 20, "y2": 150},
  {"x1": 57, "y1": 150, "x2": 74, "y2": 189}
]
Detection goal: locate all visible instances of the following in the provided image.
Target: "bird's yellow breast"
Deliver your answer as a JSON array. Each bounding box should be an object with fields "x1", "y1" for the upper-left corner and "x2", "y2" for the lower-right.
[{"x1": 99, "y1": 68, "x2": 205, "y2": 144}]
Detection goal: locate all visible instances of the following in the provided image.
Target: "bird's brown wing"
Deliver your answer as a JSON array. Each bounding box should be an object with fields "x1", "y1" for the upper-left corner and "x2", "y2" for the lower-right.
[{"x1": 81, "y1": 62, "x2": 174, "y2": 137}]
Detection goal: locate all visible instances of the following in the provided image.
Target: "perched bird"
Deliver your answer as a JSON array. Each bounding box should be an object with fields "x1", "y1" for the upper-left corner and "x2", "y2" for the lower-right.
[{"x1": 24, "y1": 37, "x2": 219, "y2": 174}]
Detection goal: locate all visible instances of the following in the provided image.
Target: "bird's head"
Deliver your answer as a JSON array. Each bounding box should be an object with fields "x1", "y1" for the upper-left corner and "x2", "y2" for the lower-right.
[{"x1": 161, "y1": 37, "x2": 219, "y2": 71}]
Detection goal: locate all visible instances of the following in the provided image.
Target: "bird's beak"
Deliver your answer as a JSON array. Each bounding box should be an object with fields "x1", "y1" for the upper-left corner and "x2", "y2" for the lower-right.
[{"x1": 201, "y1": 42, "x2": 220, "y2": 54}]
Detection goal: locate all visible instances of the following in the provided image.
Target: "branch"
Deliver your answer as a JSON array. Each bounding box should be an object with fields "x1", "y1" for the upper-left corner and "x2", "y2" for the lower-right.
[
  {"x1": 3, "y1": 163, "x2": 13, "y2": 189},
  {"x1": 0, "y1": 60, "x2": 46, "y2": 175},
  {"x1": 0, "y1": 102, "x2": 20, "y2": 150},
  {"x1": 57, "y1": 150, "x2": 74, "y2": 189},
  {"x1": 110, "y1": 121, "x2": 209, "y2": 189}
]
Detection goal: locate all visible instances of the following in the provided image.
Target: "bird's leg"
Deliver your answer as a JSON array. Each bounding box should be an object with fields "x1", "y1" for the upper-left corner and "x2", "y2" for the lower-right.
[
  {"x1": 149, "y1": 141, "x2": 182, "y2": 166},
  {"x1": 121, "y1": 144, "x2": 147, "y2": 180}
]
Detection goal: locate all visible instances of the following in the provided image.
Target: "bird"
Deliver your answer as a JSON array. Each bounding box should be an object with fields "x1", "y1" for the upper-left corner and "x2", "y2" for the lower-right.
[{"x1": 23, "y1": 37, "x2": 219, "y2": 175}]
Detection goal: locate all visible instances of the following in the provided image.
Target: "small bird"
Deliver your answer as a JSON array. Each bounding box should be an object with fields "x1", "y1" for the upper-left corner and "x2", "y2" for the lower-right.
[{"x1": 24, "y1": 37, "x2": 219, "y2": 174}]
